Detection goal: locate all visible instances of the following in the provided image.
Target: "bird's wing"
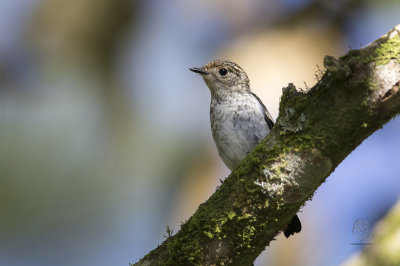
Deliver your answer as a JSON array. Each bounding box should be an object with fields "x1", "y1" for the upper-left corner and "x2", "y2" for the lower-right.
[{"x1": 250, "y1": 92, "x2": 274, "y2": 130}]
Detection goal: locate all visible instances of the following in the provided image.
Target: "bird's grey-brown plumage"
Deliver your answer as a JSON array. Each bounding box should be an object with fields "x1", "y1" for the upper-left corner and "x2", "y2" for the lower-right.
[
  {"x1": 190, "y1": 59, "x2": 301, "y2": 238},
  {"x1": 210, "y1": 90, "x2": 272, "y2": 170}
]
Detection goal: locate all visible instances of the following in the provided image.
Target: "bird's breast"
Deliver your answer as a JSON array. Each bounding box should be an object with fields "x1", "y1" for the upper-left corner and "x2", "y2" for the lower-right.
[{"x1": 210, "y1": 96, "x2": 270, "y2": 170}]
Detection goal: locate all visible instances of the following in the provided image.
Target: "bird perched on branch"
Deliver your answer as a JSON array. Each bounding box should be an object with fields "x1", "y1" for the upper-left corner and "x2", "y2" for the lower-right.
[{"x1": 190, "y1": 59, "x2": 301, "y2": 238}]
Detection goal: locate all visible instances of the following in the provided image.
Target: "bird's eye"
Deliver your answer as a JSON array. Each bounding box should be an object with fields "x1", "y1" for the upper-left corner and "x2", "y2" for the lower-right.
[{"x1": 219, "y1": 68, "x2": 228, "y2": 76}]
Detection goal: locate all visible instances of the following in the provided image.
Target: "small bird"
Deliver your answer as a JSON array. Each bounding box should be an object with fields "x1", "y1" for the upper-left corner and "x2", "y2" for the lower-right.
[{"x1": 190, "y1": 59, "x2": 301, "y2": 238}]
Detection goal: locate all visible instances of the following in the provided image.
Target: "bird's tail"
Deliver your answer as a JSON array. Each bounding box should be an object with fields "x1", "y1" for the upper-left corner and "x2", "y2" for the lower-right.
[{"x1": 284, "y1": 214, "x2": 302, "y2": 238}]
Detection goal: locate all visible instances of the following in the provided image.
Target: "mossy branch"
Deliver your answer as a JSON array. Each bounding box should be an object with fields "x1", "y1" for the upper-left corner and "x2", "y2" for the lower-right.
[{"x1": 134, "y1": 25, "x2": 400, "y2": 265}]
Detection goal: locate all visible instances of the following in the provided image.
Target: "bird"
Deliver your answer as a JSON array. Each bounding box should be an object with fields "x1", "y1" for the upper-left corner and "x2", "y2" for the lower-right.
[{"x1": 190, "y1": 59, "x2": 301, "y2": 238}]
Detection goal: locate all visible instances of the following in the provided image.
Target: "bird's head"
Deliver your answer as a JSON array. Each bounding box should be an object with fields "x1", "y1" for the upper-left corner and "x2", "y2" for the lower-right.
[{"x1": 190, "y1": 59, "x2": 250, "y2": 98}]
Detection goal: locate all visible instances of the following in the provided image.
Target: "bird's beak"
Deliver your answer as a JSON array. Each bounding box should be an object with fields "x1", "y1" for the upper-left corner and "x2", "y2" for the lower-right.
[{"x1": 189, "y1": 67, "x2": 209, "y2": 75}]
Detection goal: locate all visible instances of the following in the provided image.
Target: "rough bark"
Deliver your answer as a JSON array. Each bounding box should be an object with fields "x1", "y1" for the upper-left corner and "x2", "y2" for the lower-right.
[{"x1": 134, "y1": 25, "x2": 400, "y2": 266}]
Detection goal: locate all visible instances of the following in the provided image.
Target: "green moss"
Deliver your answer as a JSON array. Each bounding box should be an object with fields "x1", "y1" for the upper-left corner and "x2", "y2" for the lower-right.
[
  {"x1": 228, "y1": 211, "x2": 236, "y2": 219},
  {"x1": 204, "y1": 231, "x2": 214, "y2": 238},
  {"x1": 366, "y1": 34, "x2": 400, "y2": 65},
  {"x1": 340, "y1": 32, "x2": 400, "y2": 67}
]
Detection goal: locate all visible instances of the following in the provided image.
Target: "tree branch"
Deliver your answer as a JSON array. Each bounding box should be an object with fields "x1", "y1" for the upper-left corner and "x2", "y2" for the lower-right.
[{"x1": 134, "y1": 25, "x2": 400, "y2": 265}]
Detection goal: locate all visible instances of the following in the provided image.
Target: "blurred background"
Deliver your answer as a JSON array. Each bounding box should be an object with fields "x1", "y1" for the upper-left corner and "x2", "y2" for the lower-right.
[{"x1": 0, "y1": 0, "x2": 399, "y2": 265}]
